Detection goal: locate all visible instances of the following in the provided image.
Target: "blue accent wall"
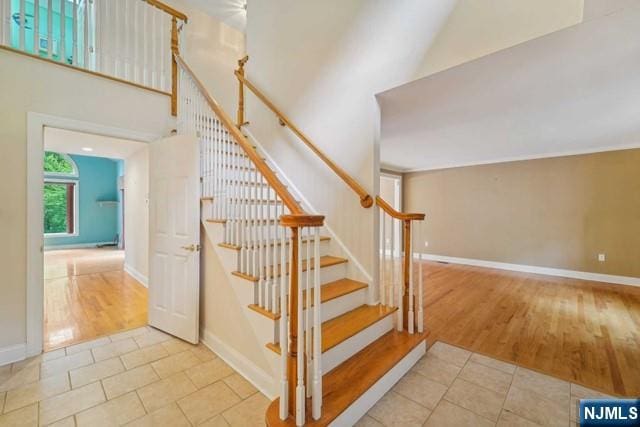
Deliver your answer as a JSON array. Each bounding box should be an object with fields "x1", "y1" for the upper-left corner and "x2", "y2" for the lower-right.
[{"x1": 45, "y1": 154, "x2": 119, "y2": 247}]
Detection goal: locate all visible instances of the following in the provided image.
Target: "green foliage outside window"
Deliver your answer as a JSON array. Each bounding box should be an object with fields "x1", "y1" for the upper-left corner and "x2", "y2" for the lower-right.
[
  {"x1": 44, "y1": 152, "x2": 74, "y2": 174},
  {"x1": 44, "y1": 152, "x2": 75, "y2": 234},
  {"x1": 44, "y1": 183, "x2": 69, "y2": 234}
]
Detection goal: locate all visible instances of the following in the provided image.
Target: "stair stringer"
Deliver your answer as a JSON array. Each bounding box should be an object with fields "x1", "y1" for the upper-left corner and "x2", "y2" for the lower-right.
[
  {"x1": 243, "y1": 127, "x2": 375, "y2": 302},
  {"x1": 200, "y1": 219, "x2": 280, "y2": 398}
]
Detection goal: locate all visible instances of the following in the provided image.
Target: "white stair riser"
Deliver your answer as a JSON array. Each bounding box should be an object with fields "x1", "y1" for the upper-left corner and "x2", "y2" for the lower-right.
[
  {"x1": 234, "y1": 241, "x2": 330, "y2": 272},
  {"x1": 264, "y1": 288, "x2": 368, "y2": 344},
  {"x1": 242, "y1": 262, "x2": 347, "y2": 289},
  {"x1": 201, "y1": 184, "x2": 278, "y2": 200},
  {"x1": 330, "y1": 342, "x2": 427, "y2": 427},
  {"x1": 321, "y1": 314, "x2": 394, "y2": 374},
  {"x1": 224, "y1": 225, "x2": 319, "y2": 244}
]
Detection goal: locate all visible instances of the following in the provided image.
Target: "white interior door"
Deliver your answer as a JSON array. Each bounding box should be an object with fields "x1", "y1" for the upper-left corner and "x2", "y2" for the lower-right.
[{"x1": 149, "y1": 135, "x2": 200, "y2": 343}]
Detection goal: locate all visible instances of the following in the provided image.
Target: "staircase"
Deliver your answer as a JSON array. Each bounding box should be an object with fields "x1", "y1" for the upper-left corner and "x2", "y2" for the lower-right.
[{"x1": 176, "y1": 54, "x2": 427, "y2": 426}]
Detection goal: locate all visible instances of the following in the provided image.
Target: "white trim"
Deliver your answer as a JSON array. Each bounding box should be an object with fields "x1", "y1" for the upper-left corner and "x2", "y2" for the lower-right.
[
  {"x1": 243, "y1": 127, "x2": 373, "y2": 284},
  {"x1": 124, "y1": 263, "x2": 149, "y2": 287},
  {"x1": 27, "y1": 112, "x2": 160, "y2": 358},
  {"x1": 200, "y1": 327, "x2": 277, "y2": 399},
  {"x1": 330, "y1": 340, "x2": 426, "y2": 426},
  {"x1": 0, "y1": 344, "x2": 27, "y2": 367},
  {"x1": 419, "y1": 253, "x2": 640, "y2": 287},
  {"x1": 398, "y1": 142, "x2": 640, "y2": 174},
  {"x1": 44, "y1": 241, "x2": 116, "y2": 250}
]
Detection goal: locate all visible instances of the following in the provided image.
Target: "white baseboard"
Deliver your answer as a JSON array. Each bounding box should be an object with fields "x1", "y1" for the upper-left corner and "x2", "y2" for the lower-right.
[
  {"x1": 0, "y1": 343, "x2": 26, "y2": 367},
  {"x1": 200, "y1": 327, "x2": 277, "y2": 399},
  {"x1": 44, "y1": 241, "x2": 116, "y2": 250},
  {"x1": 124, "y1": 264, "x2": 149, "y2": 287},
  {"x1": 419, "y1": 253, "x2": 640, "y2": 287}
]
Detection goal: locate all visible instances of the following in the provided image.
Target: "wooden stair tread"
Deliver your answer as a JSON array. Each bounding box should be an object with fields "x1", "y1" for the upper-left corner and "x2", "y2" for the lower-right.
[
  {"x1": 248, "y1": 278, "x2": 368, "y2": 320},
  {"x1": 232, "y1": 256, "x2": 347, "y2": 282},
  {"x1": 265, "y1": 330, "x2": 426, "y2": 426},
  {"x1": 218, "y1": 235, "x2": 331, "y2": 251},
  {"x1": 266, "y1": 304, "x2": 397, "y2": 355}
]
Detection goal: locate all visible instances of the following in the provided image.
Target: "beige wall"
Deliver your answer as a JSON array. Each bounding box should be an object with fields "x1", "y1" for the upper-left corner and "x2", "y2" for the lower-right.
[
  {"x1": 124, "y1": 147, "x2": 150, "y2": 282},
  {"x1": 0, "y1": 49, "x2": 172, "y2": 350},
  {"x1": 416, "y1": 0, "x2": 584, "y2": 78},
  {"x1": 404, "y1": 149, "x2": 640, "y2": 278}
]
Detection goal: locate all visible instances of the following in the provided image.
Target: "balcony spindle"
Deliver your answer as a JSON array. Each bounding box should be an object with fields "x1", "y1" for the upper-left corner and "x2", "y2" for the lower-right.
[{"x1": 32, "y1": 0, "x2": 39, "y2": 55}]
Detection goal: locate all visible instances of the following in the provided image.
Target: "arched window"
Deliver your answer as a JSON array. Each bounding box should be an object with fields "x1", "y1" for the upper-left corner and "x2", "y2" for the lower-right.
[{"x1": 44, "y1": 152, "x2": 78, "y2": 178}]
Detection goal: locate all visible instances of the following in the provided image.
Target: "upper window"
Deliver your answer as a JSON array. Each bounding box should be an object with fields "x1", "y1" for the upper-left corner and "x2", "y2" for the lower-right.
[{"x1": 44, "y1": 152, "x2": 78, "y2": 177}]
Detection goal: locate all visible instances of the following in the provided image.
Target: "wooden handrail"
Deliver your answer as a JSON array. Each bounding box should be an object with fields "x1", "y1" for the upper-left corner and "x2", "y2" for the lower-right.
[
  {"x1": 235, "y1": 71, "x2": 374, "y2": 209},
  {"x1": 175, "y1": 54, "x2": 322, "y2": 227},
  {"x1": 145, "y1": 0, "x2": 188, "y2": 22},
  {"x1": 376, "y1": 196, "x2": 425, "y2": 221}
]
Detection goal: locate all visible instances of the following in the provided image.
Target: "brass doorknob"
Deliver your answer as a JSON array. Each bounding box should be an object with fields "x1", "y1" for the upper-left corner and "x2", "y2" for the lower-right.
[{"x1": 181, "y1": 244, "x2": 200, "y2": 252}]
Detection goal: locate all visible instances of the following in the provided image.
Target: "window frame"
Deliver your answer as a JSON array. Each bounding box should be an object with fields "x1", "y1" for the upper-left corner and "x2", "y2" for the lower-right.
[{"x1": 43, "y1": 178, "x2": 79, "y2": 237}]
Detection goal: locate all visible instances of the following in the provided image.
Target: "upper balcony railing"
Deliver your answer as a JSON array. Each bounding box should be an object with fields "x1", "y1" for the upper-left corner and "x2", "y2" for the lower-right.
[{"x1": 0, "y1": 0, "x2": 186, "y2": 114}]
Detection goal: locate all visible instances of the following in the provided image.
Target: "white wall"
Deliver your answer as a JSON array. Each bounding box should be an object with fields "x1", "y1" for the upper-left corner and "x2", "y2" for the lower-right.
[
  {"x1": 245, "y1": 0, "x2": 456, "y2": 281},
  {"x1": 0, "y1": 49, "x2": 172, "y2": 351},
  {"x1": 165, "y1": 0, "x2": 245, "y2": 114},
  {"x1": 124, "y1": 147, "x2": 150, "y2": 285},
  {"x1": 415, "y1": 0, "x2": 584, "y2": 78}
]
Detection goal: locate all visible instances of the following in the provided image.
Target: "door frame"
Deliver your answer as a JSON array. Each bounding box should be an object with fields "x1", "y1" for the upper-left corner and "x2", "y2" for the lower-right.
[{"x1": 26, "y1": 112, "x2": 160, "y2": 357}]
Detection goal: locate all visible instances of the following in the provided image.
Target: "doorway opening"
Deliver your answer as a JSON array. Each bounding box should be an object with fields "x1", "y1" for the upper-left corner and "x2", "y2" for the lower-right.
[{"x1": 42, "y1": 126, "x2": 150, "y2": 351}]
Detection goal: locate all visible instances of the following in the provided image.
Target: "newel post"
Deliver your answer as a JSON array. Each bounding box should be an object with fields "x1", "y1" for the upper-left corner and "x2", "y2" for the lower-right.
[
  {"x1": 236, "y1": 55, "x2": 249, "y2": 128},
  {"x1": 170, "y1": 16, "x2": 179, "y2": 116}
]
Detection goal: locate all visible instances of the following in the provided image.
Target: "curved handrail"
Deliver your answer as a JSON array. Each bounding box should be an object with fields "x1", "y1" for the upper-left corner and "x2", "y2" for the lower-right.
[
  {"x1": 235, "y1": 71, "x2": 374, "y2": 209},
  {"x1": 376, "y1": 196, "x2": 425, "y2": 221},
  {"x1": 175, "y1": 54, "x2": 323, "y2": 227}
]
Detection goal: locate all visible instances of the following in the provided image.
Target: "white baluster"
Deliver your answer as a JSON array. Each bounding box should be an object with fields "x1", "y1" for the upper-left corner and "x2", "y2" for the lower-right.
[
  {"x1": 295, "y1": 228, "x2": 305, "y2": 426},
  {"x1": 408, "y1": 221, "x2": 414, "y2": 334},
  {"x1": 390, "y1": 215, "x2": 395, "y2": 309},
  {"x1": 279, "y1": 225, "x2": 289, "y2": 420},
  {"x1": 18, "y1": 0, "x2": 25, "y2": 51},
  {"x1": 312, "y1": 226, "x2": 322, "y2": 419},
  {"x1": 418, "y1": 221, "x2": 424, "y2": 333},
  {"x1": 0, "y1": 0, "x2": 7, "y2": 46},
  {"x1": 270, "y1": 184, "x2": 277, "y2": 313},
  {"x1": 395, "y1": 218, "x2": 404, "y2": 331},
  {"x1": 305, "y1": 226, "x2": 312, "y2": 396},
  {"x1": 72, "y1": 0, "x2": 78, "y2": 65},
  {"x1": 46, "y1": 0, "x2": 52, "y2": 58},
  {"x1": 380, "y1": 208, "x2": 386, "y2": 306},
  {"x1": 60, "y1": 0, "x2": 65, "y2": 62},
  {"x1": 32, "y1": 0, "x2": 39, "y2": 55},
  {"x1": 83, "y1": 0, "x2": 89, "y2": 68}
]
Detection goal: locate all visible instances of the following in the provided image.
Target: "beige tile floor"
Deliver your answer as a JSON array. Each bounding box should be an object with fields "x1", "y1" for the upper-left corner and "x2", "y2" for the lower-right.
[
  {"x1": 358, "y1": 341, "x2": 615, "y2": 427},
  {"x1": 0, "y1": 327, "x2": 269, "y2": 426},
  {"x1": 0, "y1": 331, "x2": 614, "y2": 427}
]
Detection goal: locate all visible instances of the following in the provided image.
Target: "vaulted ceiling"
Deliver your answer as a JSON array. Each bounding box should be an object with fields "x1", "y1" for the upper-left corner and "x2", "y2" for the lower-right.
[{"x1": 378, "y1": 3, "x2": 640, "y2": 171}]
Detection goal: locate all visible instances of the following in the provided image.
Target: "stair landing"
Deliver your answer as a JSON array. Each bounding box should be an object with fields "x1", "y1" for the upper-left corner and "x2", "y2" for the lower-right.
[{"x1": 265, "y1": 330, "x2": 427, "y2": 426}]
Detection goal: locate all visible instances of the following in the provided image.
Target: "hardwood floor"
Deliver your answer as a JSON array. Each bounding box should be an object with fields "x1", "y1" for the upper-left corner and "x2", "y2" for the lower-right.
[
  {"x1": 44, "y1": 248, "x2": 148, "y2": 351},
  {"x1": 419, "y1": 260, "x2": 640, "y2": 397}
]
